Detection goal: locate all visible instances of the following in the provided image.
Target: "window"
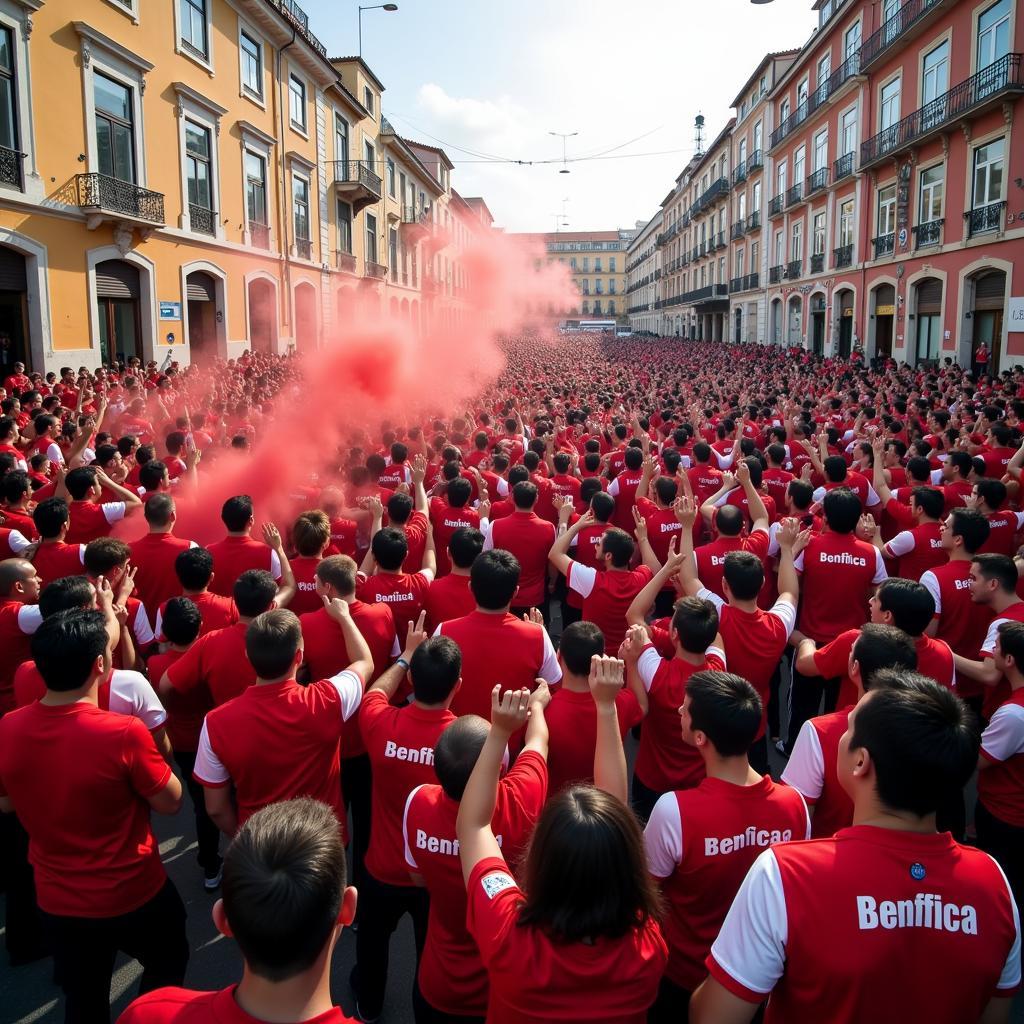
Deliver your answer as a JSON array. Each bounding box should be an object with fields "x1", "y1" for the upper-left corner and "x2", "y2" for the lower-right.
[
  {"x1": 608, "y1": 300, "x2": 615, "y2": 315},
  {"x1": 582, "y1": 279, "x2": 590, "y2": 295},
  {"x1": 880, "y1": 78, "x2": 901, "y2": 131},
  {"x1": 609, "y1": 257, "x2": 616, "y2": 272},
  {"x1": 817, "y1": 52, "x2": 831, "y2": 92},
  {"x1": 293, "y1": 175, "x2": 310, "y2": 242},
  {"x1": 844, "y1": 21, "x2": 861, "y2": 60},
  {"x1": 921, "y1": 41, "x2": 950, "y2": 128},
  {"x1": 337, "y1": 200, "x2": 352, "y2": 253},
  {"x1": 978, "y1": 0, "x2": 1010, "y2": 69},
  {"x1": 840, "y1": 107, "x2": 857, "y2": 155},
  {"x1": 759, "y1": 75, "x2": 767, "y2": 95},
  {"x1": 813, "y1": 130, "x2": 828, "y2": 171},
  {"x1": 595, "y1": 280, "x2": 603, "y2": 295},
  {"x1": 750, "y1": 241, "x2": 759, "y2": 273},
  {"x1": 364, "y1": 87, "x2": 374, "y2": 117},
  {"x1": 289, "y1": 75, "x2": 306, "y2": 131},
  {"x1": 797, "y1": 77, "x2": 809, "y2": 108},
  {"x1": 738, "y1": 138, "x2": 747, "y2": 166},
  {"x1": 735, "y1": 249, "x2": 744, "y2": 277},
  {"x1": 389, "y1": 228, "x2": 398, "y2": 281},
  {"x1": 776, "y1": 161, "x2": 787, "y2": 197},
  {"x1": 738, "y1": 192, "x2": 747, "y2": 220},
  {"x1": 582, "y1": 300, "x2": 590, "y2": 315},
  {"x1": 919, "y1": 165, "x2": 943, "y2": 222},
  {"x1": 245, "y1": 151, "x2": 266, "y2": 225},
  {"x1": 753, "y1": 120, "x2": 762, "y2": 152},
  {"x1": 773, "y1": 230, "x2": 783, "y2": 265},
  {"x1": 780, "y1": 98, "x2": 790, "y2": 123},
  {"x1": 752, "y1": 180, "x2": 761, "y2": 211},
  {"x1": 387, "y1": 158, "x2": 395, "y2": 197},
  {"x1": 364, "y1": 139, "x2": 375, "y2": 169},
  {"x1": 240, "y1": 31, "x2": 262, "y2": 99},
  {"x1": 366, "y1": 213, "x2": 378, "y2": 263},
  {"x1": 793, "y1": 145, "x2": 806, "y2": 185},
  {"x1": 583, "y1": 257, "x2": 590, "y2": 272},
  {"x1": 94, "y1": 73, "x2": 135, "y2": 182},
  {"x1": 877, "y1": 184, "x2": 897, "y2": 235},
  {"x1": 185, "y1": 120, "x2": 212, "y2": 212},
  {"x1": 813, "y1": 212, "x2": 826, "y2": 254},
  {"x1": 595, "y1": 258, "x2": 603, "y2": 273},
  {"x1": 179, "y1": 0, "x2": 208, "y2": 59},
  {"x1": 0, "y1": 26, "x2": 17, "y2": 154},
  {"x1": 840, "y1": 199, "x2": 855, "y2": 247},
  {"x1": 335, "y1": 114, "x2": 349, "y2": 168},
  {"x1": 609, "y1": 279, "x2": 616, "y2": 295},
  {"x1": 791, "y1": 222, "x2": 803, "y2": 261},
  {"x1": 972, "y1": 138, "x2": 1004, "y2": 207}
]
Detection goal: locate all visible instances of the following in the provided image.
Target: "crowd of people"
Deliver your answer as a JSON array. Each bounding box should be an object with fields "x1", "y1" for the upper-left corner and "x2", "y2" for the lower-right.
[{"x1": 0, "y1": 334, "x2": 1022, "y2": 1024}]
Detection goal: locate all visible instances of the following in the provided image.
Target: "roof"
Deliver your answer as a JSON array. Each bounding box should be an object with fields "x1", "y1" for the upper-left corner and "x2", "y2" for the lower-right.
[
  {"x1": 402, "y1": 138, "x2": 455, "y2": 171},
  {"x1": 461, "y1": 195, "x2": 495, "y2": 224},
  {"x1": 511, "y1": 230, "x2": 623, "y2": 243},
  {"x1": 730, "y1": 49, "x2": 802, "y2": 108},
  {"x1": 328, "y1": 56, "x2": 386, "y2": 92}
]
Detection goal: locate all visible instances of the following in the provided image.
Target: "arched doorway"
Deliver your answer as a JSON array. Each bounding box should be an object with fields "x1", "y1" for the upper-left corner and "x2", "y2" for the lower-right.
[
  {"x1": 400, "y1": 297, "x2": 409, "y2": 321},
  {"x1": 95, "y1": 259, "x2": 142, "y2": 365},
  {"x1": 294, "y1": 283, "x2": 317, "y2": 351},
  {"x1": 769, "y1": 298, "x2": 782, "y2": 345},
  {"x1": 0, "y1": 246, "x2": 29, "y2": 372},
  {"x1": 186, "y1": 271, "x2": 217, "y2": 364},
  {"x1": 835, "y1": 288, "x2": 854, "y2": 357},
  {"x1": 970, "y1": 270, "x2": 1006, "y2": 374},
  {"x1": 247, "y1": 278, "x2": 276, "y2": 355},
  {"x1": 914, "y1": 277, "x2": 943, "y2": 366},
  {"x1": 787, "y1": 295, "x2": 802, "y2": 347},
  {"x1": 810, "y1": 294, "x2": 826, "y2": 355}
]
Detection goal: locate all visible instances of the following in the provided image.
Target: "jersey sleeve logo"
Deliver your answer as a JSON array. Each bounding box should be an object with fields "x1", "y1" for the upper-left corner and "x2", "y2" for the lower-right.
[{"x1": 480, "y1": 871, "x2": 516, "y2": 900}]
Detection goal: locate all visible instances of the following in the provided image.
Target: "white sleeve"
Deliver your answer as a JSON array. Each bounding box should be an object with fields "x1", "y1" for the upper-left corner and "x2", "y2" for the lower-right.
[
  {"x1": 418, "y1": 568, "x2": 436, "y2": 583},
  {"x1": 403, "y1": 785, "x2": 424, "y2": 869},
  {"x1": 919, "y1": 570, "x2": 941, "y2": 614},
  {"x1": 696, "y1": 586, "x2": 726, "y2": 613},
  {"x1": 644, "y1": 793, "x2": 683, "y2": 879},
  {"x1": 193, "y1": 719, "x2": 230, "y2": 786},
  {"x1": 708, "y1": 850, "x2": 788, "y2": 996},
  {"x1": 607, "y1": 476, "x2": 620, "y2": 497},
  {"x1": 930, "y1": 468, "x2": 943, "y2": 485},
  {"x1": 980, "y1": 704, "x2": 1024, "y2": 762},
  {"x1": 871, "y1": 548, "x2": 887, "y2": 584},
  {"x1": 7, "y1": 529, "x2": 30, "y2": 554},
  {"x1": 713, "y1": 487, "x2": 737, "y2": 509},
  {"x1": 328, "y1": 669, "x2": 364, "y2": 722},
  {"x1": 766, "y1": 521, "x2": 781, "y2": 558},
  {"x1": 154, "y1": 606, "x2": 164, "y2": 638},
  {"x1": 883, "y1": 530, "x2": 916, "y2": 558},
  {"x1": 133, "y1": 603, "x2": 156, "y2": 646},
  {"x1": 792, "y1": 549, "x2": 806, "y2": 572},
  {"x1": 982, "y1": 617, "x2": 1005, "y2": 656},
  {"x1": 812, "y1": 486, "x2": 825, "y2": 503},
  {"x1": 102, "y1": 502, "x2": 127, "y2": 524},
  {"x1": 390, "y1": 635, "x2": 402, "y2": 657},
  {"x1": 109, "y1": 670, "x2": 167, "y2": 731},
  {"x1": 270, "y1": 549, "x2": 283, "y2": 580},
  {"x1": 46, "y1": 441, "x2": 64, "y2": 465},
  {"x1": 766, "y1": 598, "x2": 797, "y2": 637},
  {"x1": 16, "y1": 604, "x2": 42, "y2": 634},
  {"x1": 637, "y1": 645, "x2": 661, "y2": 693},
  {"x1": 865, "y1": 483, "x2": 881, "y2": 506},
  {"x1": 713, "y1": 447, "x2": 735, "y2": 469},
  {"x1": 482, "y1": 523, "x2": 495, "y2": 551},
  {"x1": 1016, "y1": 511, "x2": 1024, "y2": 531},
  {"x1": 538, "y1": 627, "x2": 562, "y2": 684},
  {"x1": 496, "y1": 478, "x2": 509, "y2": 498},
  {"x1": 781, "y1": 720, "x2": 825, "y2": 801},
  {"x1": 993, "y1": 858, "x2": 1022, "y2": 991},
  {"x1": 567, "y1": 561, "x2": 598, "y2": 598}
]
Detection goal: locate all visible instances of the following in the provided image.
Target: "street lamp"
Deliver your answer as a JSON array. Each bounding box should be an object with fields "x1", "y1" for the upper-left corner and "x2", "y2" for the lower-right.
[
  {"x1": 549, "y1": 130, "x2": 578, "y2": 174},
  {"x1": 358, "y1": 3, "x2": 398, "y2": 57}
]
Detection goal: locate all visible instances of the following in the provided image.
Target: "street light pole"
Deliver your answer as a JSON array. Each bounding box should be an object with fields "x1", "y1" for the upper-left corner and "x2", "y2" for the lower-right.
[{"x1": 358, "y1": 3, "x2": 399, "y2": 58}]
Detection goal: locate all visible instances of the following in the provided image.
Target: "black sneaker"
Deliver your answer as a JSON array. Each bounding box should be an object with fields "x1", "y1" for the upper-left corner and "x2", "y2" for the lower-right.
[{"x1": 203, "y1": 864, "x2": 223, "y2": 891}]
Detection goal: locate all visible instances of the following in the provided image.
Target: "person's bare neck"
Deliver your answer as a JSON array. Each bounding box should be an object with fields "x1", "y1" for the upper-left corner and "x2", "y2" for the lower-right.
[
  {"x1": 674, "y1": 647, "x2": 707, "y2": 665},
  {"x1": 561, "y1": 671, "x2": 589, "y2": 693},
  {"x1": 704, "y1": 751, "x2": 762, "y2": 786},
  {"x1": 234, "y1": 959, "x2": 334, "y2": 1024},
  {"x1": 450, "y1": 565, "x2": 471, "y2": 577}
]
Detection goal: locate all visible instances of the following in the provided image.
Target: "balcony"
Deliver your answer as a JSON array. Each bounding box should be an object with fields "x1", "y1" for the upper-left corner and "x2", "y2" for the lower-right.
[
  {"x1": 730, "y1": 273, "x2": 760, "y2": 293},
  {"x1": 295, "y1": 237, "x2": 313, "y2": 260},
  {"x1": 732, "y1": 161, "x2": 747, "y2": 186},
  {"x1": 965, "y1": 201, "x2": 1006, "y2": 238},
  {"x1": 810, "y1": 253, "x2": 825, "y2": 274},
  {"x1": 814, "y1": 49, "x2": 863, "y2": 108},
  {"x1": 249, "y1": 219, "x2": 270, "y2": 250},
  {"x1": 833, "y1": 152, "x2": 854, "y2": 182},
  {"x1": 683, "y1": 283, "x2": 730, "y2": 306},
  {"x1": 336, "y1": 250, "x2": 356, "y2": 273},
  {"x1": 689, "y1": 176, "x2": 729, "y2": 218},
  {"x1": 713, "y1": 232, "x2": 727, "y2": 250},
  {"x1": 785, "y1": 183, "x2": 803, "y2": 208},
  {"x1": 401, "y1": 205, "x2": 432, "y2": 242},
  {"x1": 806, "y1": 167, "x2": 829, "y2": 197},
  {"x1": 747, "y1": 149, "x2": 763, "y2": 172},
  {"x1": 860, "y1": 53, "x2": 1024, "y2": 170},
  {"x1": 731, "y1": 221, "x2": 745, "y2": 240},
  {"x1": 0, "y1": 145, "x2": 24, "y2": 190},
  {"x1": 769, "y1": 264, "x2": 783, "y2": 284},
  {"x1": 769, "y1": 194, "x2": 783, "y2": 217},
  {"x1": 699, "y1": 240, "x2": 708, "y2": 257},
  {"x1": 189, "y1": 204, "x2": 216, "y2": 237},
  {"x1": 860, "y1": 0, "x2": 952, "y2": 73},
  {"x1": 365, "y1": 260, "x2": 387, "y2": 280},
  {"x1": 331, "y1": 159, "x2": 382, "y2": 214},
  {"x1": 261, "y1": 0, "x2": 328, "y2": 57},
  {"x1": 75, "y1": 173, "x2": 165, "y2": 228},
  {"x1": 785, "y1": 259, "x2": 803, "y2": 280},
  {"x1": 834, "y1": 244, "x2": 854, "y2": 269},
  {"x1": 745, "y1": 211, "x2": 761, "y2": 233},
  {"x1": 770, "y1": 99, "x2": 810, "y2": 151},
  {"x1": 913, "y1": 219, "x2": 944, "y2": 248},
  {"x1": 872, "y1": 233, "x2": 895, "y2": 259}
]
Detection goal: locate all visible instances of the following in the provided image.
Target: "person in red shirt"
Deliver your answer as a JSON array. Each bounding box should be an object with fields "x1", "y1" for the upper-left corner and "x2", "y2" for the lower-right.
[
  {"x1": 692, "y1": 674, "x2": 1020, "y2": 1024},
  {"x1": 873, "y1": 486, "x2": 947, "y2": 581},
  {"x1": 933, "y1": 449, "x2": 976, "y2": 514},
  {"x1": 485, "y1": 480, "x2": 556, "y2": 619},
  {"x1": 762, "y1": 444, "x2": 794, "y2": 512},
  {"x1": 784, "y1": 625, "x2": 917, "y2": 839},
  {"x1": 288, "y1": 509, "x2": 331, "y2": 616},
  {"x1": 0, "y1": 609, "x2": 187, "y2": 1023},
  {"x1": 129, "y1": 495, "x2": 196, "y2": 628},
  {"x1": 207, "y1": 495, "x2": 284, "y2": 596},
  {"x1": 0, "y1": 557, "x2": 42, "y2": 715},
  {"x1": 154, "y1": 546, "x2": 238, "y2": 639},
  {"x1": 353, "y1": 619, "x2": 462, "y2": 1024},
  {"x1": 973, "y1": 478, "x2": 1024, "y2": 557},
  {"x1": 117, "y1": 798, "x2": 359, "y2": 1024},
  {"x1": 645, "y1": 670, "x2": 810, "y2": 1022},
  {"x1": 687, "y1": 442, "x2": 725, "y2": 507},
  {"x1": 608, "y1": 445, "x2": 646, "y2": 530},
  {"x1": 2, "y1": 470, "x2": 39, "y2": 538},
  {"x1": 424, "y1": 526, "x2": 482, "y2": 632},
  {"x1": 61, "y1": 464, "x2": 143, "y2": 544},
  {"x1": 437, "y1": 549, "x2": 562, "y2": 720},
  {"x1": 457, "y1": 660, "x2": 667, "y2": 1023},
  {"x1": 976, "y1": 620, "x2": 1024, "y2": 912},
  {"x1": 193, "y1": 600, "x2": 372, "y2": 838},
  {"x1": 28, "y1": 497, "x2": 88, "y2": 581},
  {"x1": 429, "y1": 477, "x2": 480, "y2": 577}
]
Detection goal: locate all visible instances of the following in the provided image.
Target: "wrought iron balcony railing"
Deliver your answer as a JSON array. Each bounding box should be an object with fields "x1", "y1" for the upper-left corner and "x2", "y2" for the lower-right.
[
  {"x1": 913, "y1": 218, "x2": 944, "y2": 247},
  {"x1": 769, "y1": 264, "x2": 783, "y2": 284},
  {"x1": 833, "y1": 152, "x2": 854, "y2": 182},
  {"x1": 769, "y1": 195, "x2": 783, "y2": 217},
  {"x1": 732, "y1": 161, "x2": 747, "y2": 186},
  {"x1": 872, "y1": 233, "x2": 895, "y2": 258},
  {"x1": 785, "y1": 259, "x2": 803, "y2": 279},
  {"x1": 189, "y1": 204, "x2": 216, "y2": 236},
  {"x1": 834, "y1": 243, "x2": 853, "y2": 268},
  {"x1": 731, "y1": 220, "x2": 746, "y2": 240},
  {"x1": 730, "y1": 273, "x2": 759, "y2": 293},
  {"x1": 806, "y1": 167, "x2": 829, "y2": 196},
  {"x1": 265, "y1": 0, "x2": 328, "y2": 58},
  {"x1": 249, "y1": 220, "x2": 270, "y2": 250},
  {"x1": 785, "y1": 183, "x2": 803, "y2": 208},
  {"x1": 745, "y1": 211, "x2": 761, "y2": 233},
  {"x1": 770, "y1": 99, "x2": 810, "y2": 150},
  {"x1": 860, "y1": 0, "x2": 943, "y2": 72},
  {"x1": 747, "y1": 149, "x2": 763, "y2": 172},
  {"x1": 689, "y1": 176, "x2": 729, "y2": 218},
  {"x1": 76, "y1": 173, "x2": 165, "y2": 223},
  {"x1": 0, "y1": 145, "x2": 24, "y2": 190},
  {"x1": 810, "y1": 253, "x2": 824, "y2": 273},
  {"x1": 965, "y1": 201, "x2": 1006, "y2": 238},
  {"x1": 331, "y1": 159, "x2": 382, "y2": 195}
]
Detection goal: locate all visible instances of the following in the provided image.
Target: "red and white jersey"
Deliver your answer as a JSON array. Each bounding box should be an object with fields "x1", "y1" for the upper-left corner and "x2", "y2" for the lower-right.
[
  {"x1": 485, "y1": 510, "x2": 556, "y2": 607},
  {"x1": 118, "y1": 985, "x2": 357, "y2": 1024},
  {"x1": 645, "y1": 775, "x2": 809, "y2": 989},
  {"x1": 782, "y1": 709, "x2": 854, "y2": 838},
  {"x1": 567, "y1": 562, "x2": 653, "y2": 655},
  {"x1": 423, "y1": 572, "x2": 475, "y2": 632},
  {"x1": 65, "y1": 500, "x2": 126, "y2": 545},
  {"x1": 882, "y1": 522, "x2": 946, "y2": 581},
  {"x1": 0, "y1": 526, "x2": 31, "y2": 559},
  {"x1": 706, "y1": 826, "x2": 1021, "y2": 1023},
  {"x1": 980, "y1": 603, "x2": 1024, "y2": 718},
  {"x1": 812, "y1": 472, "x2": 879, "y2": 510},
  {"x1": 634, "y1": 498, "x2": 683, "y2": 565},
  {"x1": 0, "y1": 599, "x2": 42, "y2": 715},
  {"x1": 694, "y1": 531, "x2": 770, "y2": 603},
  {"x1": 920, "y1": 560, "x2": 994, "y2": 662},
  {"x1": 978, "y1": 689, "x2": 1024, "y2": 827},
  {"x1": 206, "y1": 535, "x2": 282, "y2": 597},
  {"x1": 357, "y1": 569, "x2": 433, "y2": 638},
  {"x1": 979, "y1": 509, "x2": 1024, "y2": 558}
]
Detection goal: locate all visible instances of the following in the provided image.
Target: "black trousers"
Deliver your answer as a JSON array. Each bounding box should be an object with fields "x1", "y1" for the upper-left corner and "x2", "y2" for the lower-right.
[
  {"x1": 174, "y1": 749, "x2": 221, "y2": 874},
  {"x1": 767, "y1": 650, "x2": 788, "y2": 741},
  {"x1": 976, "y1": 800, "x2": 1024, "y2": 913},
  {"x1": 648, "y1": 975, "x2": 691, "y2": 1023},
  {"x1": 1, "y1": 812, "x2": 48, "y2": 963},
  {"x1": 43, "y1": 878, "x2": 188, "y2": 1024},
  {"x1": 786, "y1": 665, "x2": 840, "y2": 755},
  {"x1": 342, "y1": 753, "x2": 373, "y2": 892},
  {"x1": 632, "y1": 774, "x2": 664, "y2": 825},
  {"x1": 351, "y1": 869, "x2": 429, "y2": 1020},
  {"x1": 413, "y1": 978, "x2": 486, "y2": 1024}
]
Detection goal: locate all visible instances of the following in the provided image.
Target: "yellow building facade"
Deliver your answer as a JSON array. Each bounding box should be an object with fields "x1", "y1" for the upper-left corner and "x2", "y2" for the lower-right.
[{"x1": 0, "y1": 0, "x2": 486, "y2": 373}]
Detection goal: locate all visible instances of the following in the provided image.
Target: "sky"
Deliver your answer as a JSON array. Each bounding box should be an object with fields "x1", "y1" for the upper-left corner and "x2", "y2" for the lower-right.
[{"x1": 302, "y1": 0, "x2": 819, "y2": 233}]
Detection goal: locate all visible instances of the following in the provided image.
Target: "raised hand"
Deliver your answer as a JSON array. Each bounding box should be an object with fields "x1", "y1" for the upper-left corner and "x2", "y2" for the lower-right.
[
  {"x1": 402, "y1": 610, "x2": 428, "y2": 660},
  {"x1": 588, "y1": 655, "x2": 626, "y2": 706},
  {"x1": 490, "y1": 685, "x2": 532, "y2": 734}
]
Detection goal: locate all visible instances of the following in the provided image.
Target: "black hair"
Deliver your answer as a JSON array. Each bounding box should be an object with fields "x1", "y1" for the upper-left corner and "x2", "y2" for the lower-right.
[
  {"x1": 410, "y1": 635, "x2": 462, "y2": 705},
  {"x1": 972, "y1": 552, "x2": 1018, "y2": 593},
  {"x1": 685, "y1": 670, "x2": 762, "y2": 756},
  {"x1": 222, "y1": 494, "x2": 254, "y2": 532},
  {"x1": 246, "y1": 609, "x2": 302, "y2": 678},
  {"x1": 31, "y1": 609, "x2": 108, "y2": 692},
  {"x1": 852, "y1": 623, "x2": 918, "y2": 689},
  {"x1": 822, "y1": 488, "x2": 861, "y2": 534},
  {"x1": 876, "y1": 578, "x2": 935, "y2": 637},
  {"x1": 600, "y1": 527, "x2": 634, "y2": 568},
  {"x1": 38, "y1": 576, "x2": 94, "y2": 618},
  {"x1": 161, "y1": 596, "x2": 202, "y2": 646},
  {"x1": 176, "y1": 545, "x2": 214, "y2": 590},
  {"x1": 559, "y1": 620, "x2": 605, "y2": 675},
  {"x1": 32, "y1": 496, "x2": 70, "y2": 539},
  {"x1": 671, "y1": 596, "x2": 719, "y2": 654},
  {"x1": 234, "y1": 569, "x2": 279, "y2": 617},
  {"x1": 449, "y1": 527, "x2": 484, "y2": 570},
  {"x1": 470, "y1": 549, "x2": 520, "y2": 610},
  {"x1": 371, "y1": 527, "x2": 408, "y2": 571},
  {"x1": 722, "y1": 550, "x2": 764, "y2": 601}
]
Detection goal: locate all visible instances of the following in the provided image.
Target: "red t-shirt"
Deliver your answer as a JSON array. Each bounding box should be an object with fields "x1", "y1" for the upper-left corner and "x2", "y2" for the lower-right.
[
  {"x1": 694, "y1": 530, "x2": 770, "y2": 603},
  {"x1": 567, "y1": 522, "x2": 608, "y2": 610},
  {"x1": 429, "y1": 499, "x2": 480, "y2": 577},
  {"x1": 979, "y1": 509, "x2": 1024, "y2": 558},
  {"x1": 117, "y1": 985, "x2": 357, "y2": 1023},
  {"x1": 466, "y1": 855, "x2": 666, "y2": 1022},
  {"x1": 423, "y1": 572, "x2": 476, "y2": 632},
  {"x1": 488, "y1": 510, "x2": 556, "y2": 607},
  {"x1": 166, "y1": 621, "x2": 253, "y2": 707},
  {"x1": 129, "y1": 533, "x2": 195, "y2": 627},
  {"x1": 403, "y1": 752, "x2": 548, "y2": 1016},
  {"x1": 0, "y1": 599, "x2": 41, "y2": 715},
  {"x1": 360, "y1": 690, "x2": 455, "y2": 886},
  {"x1": 0, "y1": 701, "x2": 170, "y2": 916},
  {"x1": 979, "y1": 688, "x2": 1024, "y2": 827},
  {"x1": 882, "y1": 522, "x2": 946, "y2": 581},
  {"x1": 325, "y1": 516, "x2": 358, "y2": 559},
  {"x1": 30, "y1": 541, "x2": 86, "y2": 584},
  {"x1": 148, "y1": 649, "x2": 207, "y2": 752},
  {"x1": 635, "y1": 498, "x2": 683, "y2": 565},
  {"x1": 65, "y1": 499, "x2": 125, "y2": 544},
  {"x1": 206, "y1": 535, "x2": 280, "y2": 596},
  {"x1": 919, "y1": 560, "x2": 994, "y2": 664},
  {"x1": 400, "y1": 510, "x2": 429, "y2": 574},
  {"x1": 782, "y1": 708, "x2": 854, "y2": 838},
  {"x1": 567, "y1": 562, "x2": 654, "y2": 654},
  {"x1": 357, "y1": 570, "x2": 432, "y2": 639},
  {"x1": 156, "y1": 590, "x2": 238, "y2": 640},
  {"x1": 287, "y1": 555, "x2": 322, "y2": 617}
]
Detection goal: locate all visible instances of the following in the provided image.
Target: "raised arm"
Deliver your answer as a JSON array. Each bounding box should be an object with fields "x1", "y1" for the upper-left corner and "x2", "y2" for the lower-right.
[
  {"x1": 263, "y1": 523, "x2": 296, "y2": 608},
  {"x1": 736, "y1": 460, "x2": 769, "y2": 533},
  {"x1": 322, "y1": 595, "x2": 374, "y2": 682},
  {"x1": 549, "y1": 507, "x2": 592, "y2": 577},
  {"x1": 700, "y1": 472, "x2": 737, "y2": 525},
  {"x1": 589, "y1": 655, "x2": 629, "y2": 803},
  {"x1": 775, "y1": 517, "x2": 809, "y2": 605},
  {"x1": 411, "y1": 453, "x2": 429, "y2": 513},
  {"x1": 369, "y1": 613, "x2": 427, "y2": 700},
  {"x1": 870, "y1": 437, "x2": 894, "y2": 507},
  {"x1": 631, "y1": 507, "x2": 661, "y2": 573},
  {"x1": 95, "y1": 468, "x2": 143, "y2": 514}
]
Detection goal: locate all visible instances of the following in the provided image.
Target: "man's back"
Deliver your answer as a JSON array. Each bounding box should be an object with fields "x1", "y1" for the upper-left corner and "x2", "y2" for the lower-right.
[
  {"x1": 166, "y1": 622, "x2": 253, "y2": 706},
  {"x1": 489, "y1": 511, "x2": 555, "y2": 607},
  {"x1": 130, "y1": 533, "x2": 194, "y2": 625},
  {"x1": 117, "y1": 985, "x2": 357, "y2": 1023},
  {"x1": 782, "y1": 709, "x2": 854, "y2": 838},
  {"x1": 207, "y1": 536, "x2": 277, "y2": 596}
]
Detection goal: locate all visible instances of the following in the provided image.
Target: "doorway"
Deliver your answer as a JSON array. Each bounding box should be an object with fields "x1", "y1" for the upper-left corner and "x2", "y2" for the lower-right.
[
  {"x1": 915, "y1": 277, "x2": 943, "y2": 366},
  {"x1": 734, "y1": 308, "x2": 742, "y2": 344},
  {"x1": 873, "y1": 285, "x2": 895, "y2": 361},
  {"x1": 247, "y1": 278, "x2": 276, "y2": 354},
  {"x1": 971, "y1": 270, "x2": 1006, "y2": 374},
  {"x1": 811, "y1": 294, "x2": 826, "y2": 355},
  {"x1": 0, "y1": 246, "x2": 28, "y2": 374},
  {"x1": 787, "y1": 296, "x2": 802, "y2": 347},
  {"x1": 95, "y1": 260, "x2": 142, "y2": 365},
  {"x1": 186, "y1": 271, "x2": 217, "y2": 364},
  {"x1": 295, "y1": 283, "x2": 317, "y2": 351}
]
